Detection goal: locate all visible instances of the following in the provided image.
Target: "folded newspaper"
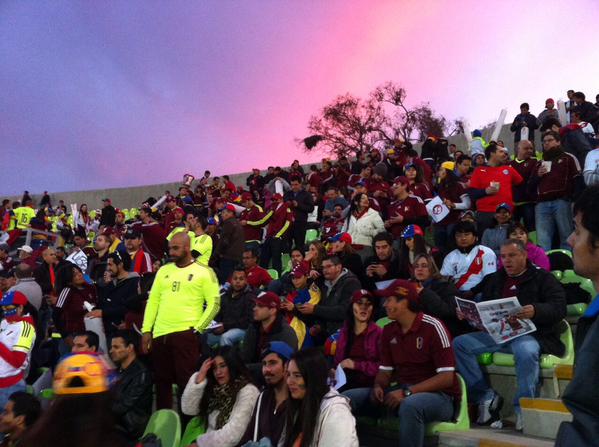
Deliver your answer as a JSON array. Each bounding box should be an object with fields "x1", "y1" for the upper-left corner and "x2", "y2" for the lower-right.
[{"x1": 455, "y1": 296, "x2": 536, "y2": 344}]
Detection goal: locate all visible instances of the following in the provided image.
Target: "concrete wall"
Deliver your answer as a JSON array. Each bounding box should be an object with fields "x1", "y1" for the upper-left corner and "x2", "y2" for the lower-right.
[{"x1": 6, "y1": 124, "x2": 537, "y2": 210}]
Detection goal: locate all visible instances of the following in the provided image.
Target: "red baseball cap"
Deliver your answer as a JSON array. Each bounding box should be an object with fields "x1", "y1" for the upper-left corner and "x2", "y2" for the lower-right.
[
  {"x1": 328, "y1": 232, "x2": 352, "y2": 244},
  {"x1": 254, "y1": 292, "x2": 280, "y2": 309},
  {"x1": 351, "y1": 289, "x2": 374, "y2": 304},
  {"x1": 393, "y1": 176, "x2": 409, "y2": 186},
  {"x1": 374, "y1": 279, "x2": 420, "y2": 305},
  {"x1": 224, "y1": 204, "x2": 236, "y2": 213},
  {"x1": 241, "y1": 192, "x2": 253, "y2": 201},
  {"x1": 291, "y1": 263, "x2": 309, "y2": 279},
  {"x1": 272, "y1": 193, "x2": 283, "y2": 201}
]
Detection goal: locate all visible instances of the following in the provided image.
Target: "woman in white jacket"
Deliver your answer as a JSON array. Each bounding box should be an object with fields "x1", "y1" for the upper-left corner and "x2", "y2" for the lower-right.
[
  {"x1": 181, "y1": 346, "x2": 260, "y2": 447},
  {"x1": 345, "y1": 193, "x2": 385, "y2": 254},
  {"x1": 278, "y1": 348, "x2": 358, "y2": 447}
]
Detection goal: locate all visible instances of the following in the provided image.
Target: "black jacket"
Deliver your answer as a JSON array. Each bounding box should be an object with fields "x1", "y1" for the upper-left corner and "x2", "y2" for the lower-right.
[
  {"x1": 98, "y1": 274, "x2": 140, "y2": 337},
  {"x1": 218, "y1": 286, "x2": 256, "y2": 331},
  {"x1": 216, "y1": 217, "x2": 245, "y2": 261},
  {"x1": 510, "y1": 113, "x2": 539, "y2": 143},
  {"x1": 284, "y1": 189, "x2": 314, "y2": 223},
  {"x1": 100, "y1": 205, "x2": 116, "y2": 227},
  {"x1": 112, "y1": 359, "x2": 153, "y2": 441},
  {"x1": 472, "y1": 262, "x2": 566, "y2": 355},
  {"x1": 237, "y1": 387, "x2": 288, "y2": 446},
  {"x1": 315, "y1": 270, "x2": 362, "y2": 335},
  {"x1": 363, "y1": 250, "x2": 401, "y2": 291},
  {"x1": 419, "y1": 279, "x2": 471, "y2": 337},
  {"x1": 242, "y1": 314, "x2": 298, "y2": 364}
]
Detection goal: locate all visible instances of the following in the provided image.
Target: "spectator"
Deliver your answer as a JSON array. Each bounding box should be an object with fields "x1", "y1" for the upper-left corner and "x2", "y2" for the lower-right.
[
  {"x1": 334, "y1": 289, "x2": 382, "y2": 412},
  {"x1": 246, "y1": 168, "x2": 265, "y2": 198},
  {"x1": 16, "y1": 246, "x2": 35, "y2": 270},
  {"x1": 21, "y1": 353, "x2": 127, "y2": 447},
  {"x1": 33, "y1": 247, "x2": 61, "y2": 296},
  {"x1": 0, "y1": 291, "x2": 36, "y2": 409},
  {"x1": 572, "y1": 91, "x2": 599, "y2": 127},
  {"x1": 327, "y1": 232, "x2": 363, "y2": 279},
  {"x1": 481, "y1": 203, "x2": 514, "y2": 257},
  {"x1": 181, "y1": 346, "x2": 260, "y2": 447},
  {"x1": 86, "y1": 234, "x2": 110, "y2": 283},
  {"x1": 184, "y1": 211, "x2": 212, "y2": 266},
  {"x1": 99, "y1": 198, "x2": 116, "y2": 228},
  {"x1": 284, "y1": 178, "x2": 314, "y2": 251},
  {"x1": 322, "y1": 187, "x2": 349, "y2": 219},
  {"x1": 216, "y1": 205, "x2": 245, "y2": 283},
  {"x1": 537, "y1": 98, "x2": 559, "y2": 128},
  {"x1": 440, "y1": 221, "x2": 497, "y2": 293},
  {"x1": 530, "y1": 130, "x2": 581, "y2": 250},
  {"x1": 12, "y1": 200, "x2": 35, "y2": 231},
  {"x1": 238, "y1": 341, "x2": 293, "y2": 446},
  {"x1": 71, "y1": 330, "x2": 99, "y2": 353},
  {"x1": 412, "y1": 253, "x2": 469, "y2": 336},
  {"x1": 510, "y1": 140, "x2": 538, "y2": 231},
  {"x1": 470, "y1": 129, "x2": 487, "y2": 156},
  {"x1": 372, "y1": 280, "x2": 460, "y2": 447},
  {"x1": 397, "y1": 225, "x2": 429, "y2": 279},
  {"x1": 137, "y1": 206, "x2": 166, "y2": 262},
  {"x1": 556, "y1": 185, "x2": 599, "y2": 445},
  {"x1": 123, "y1": 229, "x2": 152, "y2": 275},
  {"x1": 455, "y1": 154, "x2": 473, "y2": 183},
  {"x1": 320, "y1": 203, "x2": 345, "y2": 241},
  {"x1": 9, "y1": 264, "x2": 42, "y2": 311},
  {"x1": 307, "y1": 255, "x2": 361, "y2": 340},
  {"x1": 0, "y1": 391, "x2": 41, "y2": 447},
  {"x1": 468, "y1": 142, "x2": 523, "y2": 234},
  {"x1": 141, "y1": 232, "x2": 220, "y2": 410},
  {"x1": 304, "y1": 240, "x2": 326, "y2": 277},
  {"x1": 385, "y1": 177, "x2": 428, "y2": 249},
  {"x1": 239, "y1": 192, "x2": 265, "y2": 247},
  {"x1": 583, "y1": 143, "x2": 599, "y2": 186},
  {"x1": 0, "y1": 244, "x2": 14, "y2": 273},
  {"x1": 242, "y1": 292, "x2": 298, "y2": 371},
  {"x1": 503, "y1": 223, "x2": 550, "y2": 271},
  {"x1": 345, "y1": 193, "x2": 385, "y2": 259},
  {"x1": 257, "y1": 193, "x2": 293, "y2": 275},
  {"x1": 363, "y1": 232, "x2": 402, "y2": 290},
  {"x1": 434, "y1": 161, "x2": 471, "y2": 250},
  {"x1": 242, "y1": 248, "x2": 272, "y2": 290},
  {"x1": 280, "y1": 348, "x2": 359, "y2": 447},
  {"x1": 208, "y1": 267, "x2": 255, "y2": 347},
  {"x1": 510, "y1": 102, "x2": 540, "y2": 144},
  {"x1": 405, "y1": 163, "x2": 433, "y2": 203},
  {"x1": 454, "y1": 239, "x2": 566, "y2": 429},
  {"x1": 109, "y1": 330, "x2": 152, "y2": 441}
]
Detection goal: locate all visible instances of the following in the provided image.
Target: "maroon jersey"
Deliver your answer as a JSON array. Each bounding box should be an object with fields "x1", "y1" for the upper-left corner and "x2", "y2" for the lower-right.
[
  {"x1": 436, "y1": 181, "x2": 467, "y2": 226},
  {"x1": 409, "y1": 182, "x2": 433, "y2": 202},
  {"x1": 386, "y1": 195, "x2": 428, "y2": 238},
  {"x1": 240, "y1": 205, "x2": 265, "y2": 242}
]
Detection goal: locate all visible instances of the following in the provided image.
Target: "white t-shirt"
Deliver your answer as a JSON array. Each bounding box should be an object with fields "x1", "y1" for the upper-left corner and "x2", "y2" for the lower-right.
[
  {"x1": 583, "y1": 149, "x2": 599, "y2": 186},
  {"x1": 441, "y1": 245, "x2": 497, "y2": 291}
]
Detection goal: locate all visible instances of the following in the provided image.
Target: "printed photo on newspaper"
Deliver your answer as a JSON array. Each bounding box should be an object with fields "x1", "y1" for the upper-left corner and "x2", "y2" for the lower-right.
[{"x1": 455, "y1": 296, "x2": 537, "y2": 344}]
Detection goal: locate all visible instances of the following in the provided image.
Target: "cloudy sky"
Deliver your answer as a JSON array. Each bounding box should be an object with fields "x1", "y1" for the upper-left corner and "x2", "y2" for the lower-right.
[{"x1": 1, "y1": 0, "x2": 598, "y2": 194}]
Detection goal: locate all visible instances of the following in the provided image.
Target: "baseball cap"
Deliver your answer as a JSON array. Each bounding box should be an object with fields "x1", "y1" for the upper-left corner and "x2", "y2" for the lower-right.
[
  {"x1": 351, "y1": 289, "x2": 374, "y2": 304},
  {"x1": 53, "y1": 353, "x2": 110, "y2": 395},
  {"x1": 392, "y1": 176, "x2": 409, "y2": 187},
  {"x1": 17, "y1": 245, "x2": 33, "y2": 254},
  {"x1": 254, "y1": 291, "x2": 280, "y2": 309},
  {"x1": 290, "y1": 263, "x2": 309, "y2": 279},
  {"x1": 404, "y1": 163, "x2": 417, "y2": 171},
  {"x1": 374, "y1": 279, "x2": 420, "y2": 305},
  {"x1": 387, "y1": 149, "x2": 396, "y2": 155},
  {"x1": 260, "y1": 341, "x2": 294, "y2": 361},
  {"x1": 223, "y1": 204, "x2": 236, "y2": 213},
  {"x1": 0, "y1": 291, "x2": 28, "y2": 307},
  {"x1": 124, "y1": 229, "x2": 141, "y2": 239},
  {"x1": 165, "y1": 195, "x2": 176, "y2": 202},
  {"x1": 496, "y1": 203, "x2": 513, "y2": 213},
  {"x1": 116, "y1": 209, "x2": 125, "y2": 217},
  {"x1": 272, "y1": 193, "x2": 283, "y2": 201},
  {"x1": 102, "y1": 198, "x2": 111, "y2": 203},
  {"x1": 355, "y1": 180, "x2": 366, "y2": 187},
  {"x1": 102, "y1": 227, "x2": 115, "y2": 237},
  {"x1": 401, "y1": 224, "x2": 424, "y2": 239},
  {"x1": 328, "y1": 232, "x2": 352, "y2": 244},
  {"x1": 441, "y1": 161, "x2": 455, "y2": 171},
  {"x1": 0, "y1": 243, "x2": 9, "y2": 252},
  {"x1": 241, "y1": 192, "x2": 253, "y2": 201},
  {"x1": 207, "y1": 217, "x2": 217, "y2": 225},
  {"x1": 546, "y1": 98, "x2": 555, "y2": 104}
]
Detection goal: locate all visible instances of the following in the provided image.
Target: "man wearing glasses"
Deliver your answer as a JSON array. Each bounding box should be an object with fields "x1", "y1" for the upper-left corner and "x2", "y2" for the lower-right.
[{"x1": 529, "y1": 130, "x2": 581, "y2": 251}]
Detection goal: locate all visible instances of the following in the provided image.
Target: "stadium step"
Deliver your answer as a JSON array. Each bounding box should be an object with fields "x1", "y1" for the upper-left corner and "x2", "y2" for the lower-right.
[
  {"x1": 520, "y1": 398, "x2": 572, "y2": 439},
  {"x1": 437, "y1": 427, "x2": 554, "y2": 447}
]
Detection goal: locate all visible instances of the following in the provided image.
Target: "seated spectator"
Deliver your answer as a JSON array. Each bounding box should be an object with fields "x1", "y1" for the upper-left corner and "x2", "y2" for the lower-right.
[
  {"x1": 385, "y1": 176, "x2": 428, "y2": 249},
  {"x1": 453, "y1": 239, "x2": 566, "y2": 429},
  {"x1": 0, "y1": 244, "x2": 14, "y2": 273},
  {"x1": 71, "y1": 330, "x2": 99, "y2": 353},
  {"x1": 242, "y1": 292, "x2": 298, "y2": 372},
  {"x1": 9, "y1": 263, "x2": 42, "y2": 311},
  {"x1": 501, "y1": 222, "x2": 550, "y2": 271},
  {"x1": 320, "y1": 203, "x2": 345, "y2": 241},
  {"x1": 440, "y1": 221, "x2": 497, "y2": 293},
  {"x1": 398, "y1": 225, "x2": 429, "y2": 279},
  {"x1": 281, "y1": 264, "x2": 321, "y2": 349},
  {"x1": 405, "y1": 163, "x2": 433, "y2": 203},
  {"x1": 327, "y1": 232, "x2": 363, "y2": 279},
  {"x1": 345, "y1": 193, "x2": 385, "y2": 259},
  {"x1": 21, "y1": 353, "x2": 127, "y2": 447},
  {"x1": 334, "y1": 290, "x2": 382, "y2": 412},
  {"x1": 181, "y1": 346, "x2": 260, "y2": 447},
  {"x1": 434, "y1": 161, "x2": 471, "y2": 250},
  {"x1": 363, "y1": 231, "x2": 402, "y2": 290},
  {"x1": 372, "y1": 280, "x2": 460, "y2": 447},
  {"x1": 207, "y1": 267, "x2": 255, "y2": 347},
  {"x1": 280, "y1": 348, "x2": 359, "y2": 447},
  {"x1": 238, "y1": 341, "x2": 293, "y2": 446},
  {"x1": 481, "y1": 203, "x2": 514, "y2": 257},
  {"x1": 242, "y1": 248, "x2": 272, "y2": 289},
  {"x1": 412, "y1": 254, "x2": 470, "y2": 337},
  {"x1": 266, "y1": 247, "x2": 306, "y2": 296},
  {"x1": 0, "y1": 391, "x2": 41, "y2": 447},
  {"x1": 304, "y1": 240, "x2": 326, "y2": 277},
  {"x1": 583, "y1": 144, "x2": 599, "y2": 186},
  {"x1": 109, "y1": 330, "x2": 152, "y2": 441},
  {"x1": 307, "y1": 255, "x2": 361, "y2": 341}
]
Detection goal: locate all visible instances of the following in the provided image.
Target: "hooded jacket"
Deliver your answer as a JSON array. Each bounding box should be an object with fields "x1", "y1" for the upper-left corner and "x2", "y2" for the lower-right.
[
  {"x1": 242, "y1": 314, "x2": 298, "y2": 364},
  {"x1": 315, "y1": 269, "x2": 362, "y2": 336}
]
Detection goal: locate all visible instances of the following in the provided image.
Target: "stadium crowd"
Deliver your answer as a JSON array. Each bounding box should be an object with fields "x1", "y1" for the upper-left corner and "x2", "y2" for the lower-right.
[{"x1": 0, "y1": 90, "x2": 598, "y2": 446}]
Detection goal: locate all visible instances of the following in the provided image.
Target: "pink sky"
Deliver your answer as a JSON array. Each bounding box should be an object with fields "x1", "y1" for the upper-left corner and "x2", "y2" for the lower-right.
[{"x1": 1, "y1": 0, "x2": 598, "y2": 194}]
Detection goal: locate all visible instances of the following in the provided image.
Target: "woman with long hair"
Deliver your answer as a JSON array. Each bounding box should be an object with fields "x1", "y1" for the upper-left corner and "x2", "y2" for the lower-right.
[
  {"x1": 345, "y1": 193, "x2": 385, "y2": 260},
  {"x1": 21, "y1": 353, "x2": 127, "y2": 447},
  {"x1": 75, "y1": 203, "x2": 91, "y2": 232},
  {"x1": 280, "y1": 348, "x2": 358, "y2": 447},
  {"x1": 327, "y1": 233, "x2": 363, "y2": 280},
  {"x1": 404, "y1": 163, "x2": 433, "y2": 203},
  {"x1": 502, "y1": 222, "x2": 550, "y2": 271},
  {"x1": 334, "y1": 290, "x2": 382, "y2": 412},
  {"x1": 411, "y1": 253, "x2": 470, "y2": 336},
  {"x1": 397, "y1": 225, "x2": 429, "y2": 279},
  {"x1": 304, "y1": 241, "x2": 326, "y2": 279},
  {"x1": 181, "y1": 346, "x2": 259, "y2": 447}
]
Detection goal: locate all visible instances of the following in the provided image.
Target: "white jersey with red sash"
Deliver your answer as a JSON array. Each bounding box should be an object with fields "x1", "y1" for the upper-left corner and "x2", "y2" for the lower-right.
[{"x1": 440, "y1": 245, "x2": 497, "y2": 291}]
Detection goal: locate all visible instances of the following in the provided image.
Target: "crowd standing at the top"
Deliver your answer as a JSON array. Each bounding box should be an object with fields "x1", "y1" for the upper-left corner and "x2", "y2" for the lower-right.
[{"x1": 0, "y1": 90, "x2": 597, "y2": 447}]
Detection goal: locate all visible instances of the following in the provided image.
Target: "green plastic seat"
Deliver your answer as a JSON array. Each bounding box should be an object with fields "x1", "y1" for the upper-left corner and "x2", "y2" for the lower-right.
[
  {"x1": 492, "y1": 320, "x2": 574, "y2": 368},
  {"x1": 546, "y1": 249, "x2": 572, "y2": 258},
  {"x1": 528, "y1": 231, "x2": 537, "y2": 245},
  {"x1": 567, "y1": 303, "x2": 588, "y2": 316},
  {"x1": 40, "y1": 389, "x2": 55, "y2": 400},
  {"x1": 551, "y1": 271, "x2": 563, "y2": 281},
  {"x1": 425, "y1": 374, "x2": 470, "y2": 435},
  {"x1": 477, "y1": 352, "x2": 493, "y2": 365},
  {"x1": 376, "y1": 317, "x2": 392, "y2": 328},
  {"x1": 305, "y1": 229, "x2": 319, "y2": 243},
  {"x1": 143, "y1": 409, "x2": 181, "y2": 447},
  {"x1": 562, "y1": 269, "x2": 597, "y2": 297},
  {"x1": 267, "y1": 269, "x2": 279, "y2": 280}
]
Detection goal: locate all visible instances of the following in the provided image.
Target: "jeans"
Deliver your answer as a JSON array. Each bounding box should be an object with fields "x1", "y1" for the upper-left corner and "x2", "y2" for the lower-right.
[
  {"x1": 341, "y1": 387, "x2": 372, "y2": 413},
  {"x1": 260, "y1": 237, "x2": 283, "y2": 274},
  {"x1": 453, "y1": 332, "x2": 540, "y2": 409},
  {"x1": 206, "y1": 328, "x2": 246, "y2": 347},
  {"x1": 397, "y1": 392, "x2": 454, "y2": 447},
  {"x1": 515, "y1": 203, "x2": 535, "y2": 232},
  {"x1": 535, "y1": 199, "x2": 573, "y2": 251},
  {"x1": 0, "y1": 380, "x2": 26, "y2": 410}
]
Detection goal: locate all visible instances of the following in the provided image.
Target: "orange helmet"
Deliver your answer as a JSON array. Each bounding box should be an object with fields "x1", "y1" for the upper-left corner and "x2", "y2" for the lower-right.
[{"x1": 53, "y1": 353, "x2": 109, "y2": 395}]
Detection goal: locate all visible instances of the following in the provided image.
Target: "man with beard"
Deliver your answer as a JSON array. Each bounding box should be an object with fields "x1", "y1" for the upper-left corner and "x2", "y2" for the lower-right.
[
  {"x1": 237, "y1": 341, "x2": 293, "y2": 446},
  {"x1": 86, "y1": 234, "x2": 111, "y2": 284},
  {"x1": 440, "y1": 221, "x2": 497, "y2": 293}
]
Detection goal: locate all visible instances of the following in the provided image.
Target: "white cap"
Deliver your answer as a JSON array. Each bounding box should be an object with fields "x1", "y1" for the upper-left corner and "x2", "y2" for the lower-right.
[{"x1": 17, "y1": 245, "x2": 33, "y2": 254}]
